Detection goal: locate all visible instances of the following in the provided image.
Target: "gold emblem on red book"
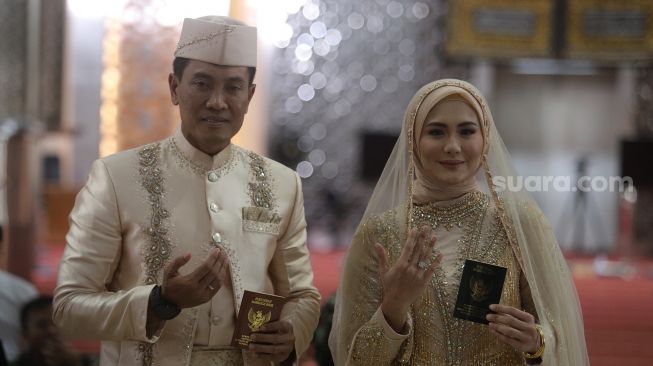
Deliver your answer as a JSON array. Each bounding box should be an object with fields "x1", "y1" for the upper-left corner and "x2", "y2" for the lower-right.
[{"x1": 248, "y1": 308, "x2": 272, "y2": 332}]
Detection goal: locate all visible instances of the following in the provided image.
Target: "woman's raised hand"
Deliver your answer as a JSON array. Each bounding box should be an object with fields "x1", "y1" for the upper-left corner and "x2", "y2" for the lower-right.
[{"x1": 375, "y1": 225, "x2": 442, "y2": 333}]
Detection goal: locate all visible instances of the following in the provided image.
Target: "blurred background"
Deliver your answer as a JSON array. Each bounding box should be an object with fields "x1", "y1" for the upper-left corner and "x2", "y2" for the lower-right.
[{"x1": 1, "y1": 0, "x2": 652, "y2": 365}]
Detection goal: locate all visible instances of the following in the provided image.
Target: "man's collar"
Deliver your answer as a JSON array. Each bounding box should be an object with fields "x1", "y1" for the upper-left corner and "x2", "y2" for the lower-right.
[{"x1": 172, "y1": 128, "x2": 233, "y2": 173}]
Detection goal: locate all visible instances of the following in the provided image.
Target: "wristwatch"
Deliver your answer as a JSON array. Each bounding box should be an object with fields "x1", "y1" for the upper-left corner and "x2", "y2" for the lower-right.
[{"x1": 149, "y1": 285, "x2": 181, "y2": 320}]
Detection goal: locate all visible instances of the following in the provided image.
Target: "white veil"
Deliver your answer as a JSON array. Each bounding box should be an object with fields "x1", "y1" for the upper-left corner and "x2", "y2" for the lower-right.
[{"x1": 329, "y1": 79, "x2": 589, "y2": 365}]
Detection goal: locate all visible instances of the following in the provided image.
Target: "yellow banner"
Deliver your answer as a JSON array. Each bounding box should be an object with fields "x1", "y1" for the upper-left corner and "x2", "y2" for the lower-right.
[
  {"x1": 567, "y1": 0, "x2": 653, "y2": 59},
  {"x1": 446, "y1": 0, "x2": 554, "y2": 58}
]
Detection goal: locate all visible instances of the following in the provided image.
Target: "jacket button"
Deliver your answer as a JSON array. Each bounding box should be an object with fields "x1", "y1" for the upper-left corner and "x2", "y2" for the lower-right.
[
  {"x1": 211, "y1": 316, "x2": 221, "y2": 325},
  {"x1": 212, "y1": 232, "x2": 222, "y2": 244},
  {"x1": 209, "y1": 202, "x2": 219, "y2": 213},
  {"x1": 208, "y1": 172, "x2": 218, "y2": 182}
]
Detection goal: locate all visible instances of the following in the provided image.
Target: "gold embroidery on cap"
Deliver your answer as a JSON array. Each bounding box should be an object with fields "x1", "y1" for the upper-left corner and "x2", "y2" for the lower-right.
[{"x1": 175, "y1": 26, "x2": 235, "y2": 53}]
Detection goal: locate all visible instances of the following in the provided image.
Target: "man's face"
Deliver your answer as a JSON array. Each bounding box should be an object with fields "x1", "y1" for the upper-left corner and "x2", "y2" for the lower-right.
[{"x1": 169, "y1": 60, "x2": 256, "y2": 155}]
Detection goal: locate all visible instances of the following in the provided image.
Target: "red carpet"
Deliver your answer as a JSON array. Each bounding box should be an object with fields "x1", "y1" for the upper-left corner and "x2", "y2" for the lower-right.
[
  {"x1": 307, "y1": 251, "x2": 653, "y2": 366},
  {"x1": 571, "y1": 260, "x2": 653, "y2": 366},
  {"x1": 34, "y1": 245, "x2": 653, "y2": 364}
]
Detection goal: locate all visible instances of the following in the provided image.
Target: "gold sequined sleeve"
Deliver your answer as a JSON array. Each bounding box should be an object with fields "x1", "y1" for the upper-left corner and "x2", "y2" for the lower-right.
[
  {"x1": 336, "y1": 216, "x2": 413, "y2": 365},
  {"x1": 53, "y1": 159, "x2": 160, "y2": 343}
]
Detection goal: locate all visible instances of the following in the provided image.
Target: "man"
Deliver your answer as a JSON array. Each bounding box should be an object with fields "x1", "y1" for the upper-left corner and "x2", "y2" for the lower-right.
[
  {"x1": 53, "y1": 16, "x2": 320, "y2": 366},
  {"x1": 0, "y1": 227, "x2": 38, "y2": 363},
  {"x1": 13, "y1": 296, "x2": 82, "y2": 366}
]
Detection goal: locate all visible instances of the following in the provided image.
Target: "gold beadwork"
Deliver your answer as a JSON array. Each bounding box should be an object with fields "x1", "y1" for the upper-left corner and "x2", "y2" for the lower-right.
[
  {"x1": 138, "y1": 143, "x2": 172, "y2": 285},
  {"x1": 137, "y1": 343, "x2": 154, "y2": 366},
  {"x1": 175, "y1": 26, "x2": 235, "y2": 53},
  {"x1": 189, "y1": 348, "x2": 243, "y2": 365},
  {"x1": 247, "y1": 152, "x2": 278, "y2": 211},
  {"x1": 170, "y1": 137, "x2": 236, "y2": 178},
  {"x1": 412, "y1": 191, "x2": 487, "y2": 231},
  {"x1": 241, "y1": 206, "x2": 282, "y2": 235},
  {"x1": 137, "y1": 142, "x2": 173, "y2": 366},
  {"x1": 205, "y1": 238, "x2": 245, "y2": 314},
  {"x1": 351, "y1": 324, "x2": 391, "y2": 364},
  {"x1": 242, "y1": 220, "x2": 281, "y2": 235},
  {"x1": 182, "y1": 309, "x2": 199, "y2": 364}
]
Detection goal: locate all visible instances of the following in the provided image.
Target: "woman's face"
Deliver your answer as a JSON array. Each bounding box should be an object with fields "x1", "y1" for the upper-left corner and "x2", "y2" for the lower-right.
[{"x1": 418, "y1": 99, "x2": 484, "y2": 186}]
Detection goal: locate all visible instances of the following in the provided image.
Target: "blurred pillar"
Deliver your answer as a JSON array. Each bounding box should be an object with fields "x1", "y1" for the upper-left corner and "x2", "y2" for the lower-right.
[
  {"x1": 5, "y1": 131, "x2": 36, "y2": 281},
  {"x1": 634, "y1": 66, "x2": 653, "y2": 139},
  {"x1": 229, "y1": 0, "x2": 247, "y2": 20},
  {"x1": 229, "y1": 0, "x2": 269, "y2": 155},
  {"x1": 470, "y1": 59, "x2": 495, "y2": 103},
  {"x1": 3, "y1": 0, "x2": 42, "y2": 280},
  {"x1": 632, "y1": 66, "x2": 653, "y2": 255}
]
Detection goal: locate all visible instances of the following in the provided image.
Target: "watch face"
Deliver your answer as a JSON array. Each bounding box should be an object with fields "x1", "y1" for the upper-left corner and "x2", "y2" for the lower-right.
[
  {"x1": 151, "y1": 286, "x2": 180, "y2": 320},
  {"x1": 155, "y1": 303, "x2": 180, "y2": 320}
]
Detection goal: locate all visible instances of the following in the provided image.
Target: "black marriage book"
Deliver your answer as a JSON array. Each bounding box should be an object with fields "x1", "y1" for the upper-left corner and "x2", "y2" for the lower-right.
[
  {"x1": 231, "y1": 290, "x2": 286, "y2": 349},
  {"x1": 453, "y1": 259, "x2": 507, "y2": 324}
]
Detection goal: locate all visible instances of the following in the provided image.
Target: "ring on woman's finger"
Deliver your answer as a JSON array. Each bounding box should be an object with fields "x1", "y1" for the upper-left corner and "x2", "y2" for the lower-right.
[{"x1": 417, "y1": 261, "x2": 429, "y2": 270}]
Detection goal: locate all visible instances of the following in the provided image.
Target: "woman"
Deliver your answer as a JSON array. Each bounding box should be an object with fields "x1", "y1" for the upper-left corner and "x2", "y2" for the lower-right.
[{"x1": 329, "y1": 79, "x2": 589, "y2": 365}]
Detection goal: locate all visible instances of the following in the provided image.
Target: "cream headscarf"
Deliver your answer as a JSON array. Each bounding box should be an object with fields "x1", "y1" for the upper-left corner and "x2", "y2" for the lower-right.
[{"x1": 329, "y1": 79, "x2": 589, "y2": 365}]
